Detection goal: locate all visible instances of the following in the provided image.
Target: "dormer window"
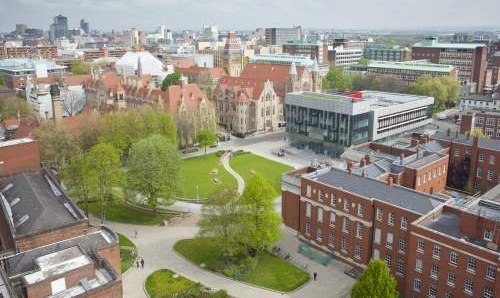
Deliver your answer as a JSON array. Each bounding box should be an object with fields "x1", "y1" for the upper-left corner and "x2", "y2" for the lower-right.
[{"x1": 484, "y1": 229, "x2": 493, "y2": 241}]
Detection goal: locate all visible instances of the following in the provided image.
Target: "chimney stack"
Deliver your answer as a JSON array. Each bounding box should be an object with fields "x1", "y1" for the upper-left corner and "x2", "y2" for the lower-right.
[
  {"x1": 347, "y1": 162, "x2": 353, "y2": 175},
  {"x1": 411, "y1": 138, "x2": 418, "y2": 147},
  {"x1": 360, "y1": 157, "x2": 365, "y2": 167},
  {"x1": 361, "y1": 169, "x2": 366, "y2": 178},
  {"x1": 400, "y1": 153, "x2": 405, "y2": 165},
  {"x1": 365, "y1": 154, "x2": 371, "y2": 165},
  {"x1": 388, "y1": 176, "x2": 394, "y2": 186},
  {"x1": 416, "y1": 147, "x2": 420, "y2": 159},
  {"x1": 50, "y1": 84, "x2": 63, "y2": 124},
  {"x1": 447, "y1": 127, "x2": 451, "y2": 137}
]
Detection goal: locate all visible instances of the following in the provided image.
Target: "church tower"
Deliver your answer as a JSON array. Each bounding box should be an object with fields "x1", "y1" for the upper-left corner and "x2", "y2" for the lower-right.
[
  {"x1": 287, "y1": 61, "x2": 298, "y2": 93},
  {"x1": 222, "y1": 32, "x2": 243, "y2": 77}
]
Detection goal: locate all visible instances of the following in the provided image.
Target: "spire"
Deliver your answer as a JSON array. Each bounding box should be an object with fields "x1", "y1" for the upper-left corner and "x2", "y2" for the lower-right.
[{"x1": 289, "y1": 60, "x2": 297, "y2": 75}]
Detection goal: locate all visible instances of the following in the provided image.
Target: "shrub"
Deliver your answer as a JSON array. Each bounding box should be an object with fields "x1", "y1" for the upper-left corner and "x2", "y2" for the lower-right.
[
  {"x1": 215, "y1": 150, "x2": 227, "y2": 157},
  {"x1": 222, "y1": 267, "x2": 234, "y2": 277},
  {"x1": 182, "y1": 148, "x2": 199, "y2": 154},
  {"x1": 231, "y1": 150, "x2": 250, "y2": 157}
]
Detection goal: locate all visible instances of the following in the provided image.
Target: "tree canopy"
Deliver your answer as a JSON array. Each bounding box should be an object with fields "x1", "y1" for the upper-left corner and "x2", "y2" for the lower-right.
[
  {"x1": 197, "y1": 129, "x2": 217, "y2": 155},
  {"x1": 351, "y1": 259, "x2": 398, "y2": 298},
  {"x1": 70, "y1": 59, "x2": 90, "y2": 75},
  {"x1": 34, "y1": 122, "x2": 79, "y2": 168},
  {"x1": 161, "y1": 71, "x2": 182, "y2": 91},
  {"x1": 127, "y1": 135, "x2": 180, "y2": 214},
  {"x1": 409, "y1": 76, "x2": 460, "y2": 114}
]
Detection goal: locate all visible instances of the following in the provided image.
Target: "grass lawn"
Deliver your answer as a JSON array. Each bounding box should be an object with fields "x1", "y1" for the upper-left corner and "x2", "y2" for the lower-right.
[
  {"x1": 174, "y1": 238, "x2": 310, "y2": 292},
  {"x1": 179, "y1": 153, "x2": 237, "y2": 199},
  {"x1": 229, "y1": 153, "x2": 294, "y2": 195},
  {"x1": 145, "y1": 269, "x2": 230, "y2": 298},
  {"x1": 82, "y1": 199, "x2": 175, "y2": 226},
  {"x1": 118, "y1": 233, "x2": 137, "y2": 273}
]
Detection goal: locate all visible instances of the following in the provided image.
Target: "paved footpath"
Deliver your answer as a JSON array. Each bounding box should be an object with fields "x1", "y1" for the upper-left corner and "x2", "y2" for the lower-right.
[{"x1": 220, "y1": 152, "x2": 245, "y2": 194}]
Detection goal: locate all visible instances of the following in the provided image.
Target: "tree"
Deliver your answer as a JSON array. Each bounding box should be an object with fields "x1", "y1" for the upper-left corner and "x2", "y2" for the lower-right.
[
  {"x1": 409, "y1": 76, "x2": 460, "y2": 114},
  {"x1": 85, "y1": 142, "x2": 122, "y2": 224},
  {"x1": 323, "y1": 66, "x2": 353, "y2": 92},
  {"x1": 161, "y1": 71, "x2": 182, "y2": 91},
  {"x1": 239, "y1": 174, "x2": 281, "y2": 256},
  {"x1": 0, "y1": 97, "x2": 33, "y2": 120},
  {"x1": 351, "y1": 259, "x2": 398, "y2": 298},
  {"x1": 62, "y1": 88, "x2": 86, "y2": 116},
  {"x1": 197, "y1": 129, "x2": 217, "y2": 155},
  {"x1": 70, "y1": 59, "x2": 90, "y2": 75},
  {"x1": 34, "y1": 122, "x2": 79, "y2": 168},
  {"x1": 352, "y1": 74, "x2": 381, "y2": 91},
  {"x1": 358, "y1": 57, "x2": 368, "y2": 66},
  {"x1": 199, "y1": 188, "x2": 244, "y2": 261},
  {"x1": 127, "y1": 135, "x2": 180, "y2": 215},
  {"x1": 63, "y1": 154, "x2": 96, "y2": 223}
]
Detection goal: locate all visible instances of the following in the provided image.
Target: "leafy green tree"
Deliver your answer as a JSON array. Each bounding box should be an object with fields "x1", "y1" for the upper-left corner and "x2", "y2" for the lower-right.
[
  {"x1": 358, "y1": 57, "x2": 368, "y2": 66},
  {"x1": 99, "y1": 113, "x2": 130, "y2": 161},
  {"x1": 197, "y1": 129, "x2": 217, "y2": 155},
  {"x1": 352, "y1": 74, "x2": 381, "y2": 91},
  {"x1": 409, "y1": 76, "x2": 460, "y2": 114},
  {"x1": 70, "y1": 59, "x2": 90, "y2": 75},
  {"x1": 34, "y1": 122, "x2": 79, "y2": 168},
  {"x1": 240, "y1": 174, "x2": 282, "y2": 256},
  {"x1": 85, "y1": 142, "x2": 122, "y2": 224},
  {"x1": 199, "y1": 188, "x2": 244, "y2": 261},
  {"x1": 323, "y1": 66, "x2": 353, "y2": 92},
  {"x1": 127, "y1": 135, "x2": 180, "y2": 214},
  {"x1": 351, "y1": 259, "x2": 398, "y2": 298},
  {"x1": 161, "y1": 71, "x2": 182, "y2": 91},
  {"x1": 63, "y1": 154, "x2": 96, "y2": 222},
  {"x1": 0, "y1": 97, "x2": 34, "y2": 120}
]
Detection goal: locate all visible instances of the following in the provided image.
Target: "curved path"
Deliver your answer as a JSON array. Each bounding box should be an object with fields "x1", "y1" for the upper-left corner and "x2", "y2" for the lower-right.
[
  {"x1": 101, "y1": 216, "x2": 285, "y2": 298},
  {"x1": 220, "y1": 152, "x2": 245, "y2": 194}
]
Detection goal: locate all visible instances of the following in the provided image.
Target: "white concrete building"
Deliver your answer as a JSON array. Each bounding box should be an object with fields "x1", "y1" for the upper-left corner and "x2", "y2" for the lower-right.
[{"x1": 115, "y1": 51, "x2": 164, "y2": 77}]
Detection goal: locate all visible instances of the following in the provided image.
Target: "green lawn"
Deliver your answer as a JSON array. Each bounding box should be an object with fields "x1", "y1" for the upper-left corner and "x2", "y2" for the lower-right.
[
  {"x1": 179, "y1": 153, "x2": 237, "y2": 199},
  {"x1": 118, "y1": 233, "x2": 137, "y2": 273},
  {"x1": 145, "y1": 269, "x2": 230, "y2": 298},
  {"x1": 174, "y1": 238, "x2": 310, "y2": 292},
  {"x1": 229, "y1": 153, "x2": 294, "y2": 195},
  {"x1": 82, "y1": 199, "x2": 175, "y2": 225}
]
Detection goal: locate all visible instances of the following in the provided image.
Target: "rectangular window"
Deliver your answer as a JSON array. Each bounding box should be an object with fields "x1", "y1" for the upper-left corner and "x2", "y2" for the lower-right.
[
  {"x1": 329, "y1": 212, "x2": 336, "y2": 226},
  {"x1": 354, "y1": 244, "x2": 361, "y2": 260},
  {"x1": 306, "y1": 203, "x2": 312, "y2": 217},
  {"x1": 464, "y1": 278, "x2": 473, "y2": 295},
  {"x1": 431, "y1": 264, "x2": 439, "y2": 279},
  {"x1": 328, "y1": 231, "x2": 334, "y2": 246},
  {"x1": 484, "y1": 229, "x2": 493, "y2": 241},
  {"x1": 415, "y1": 259, "x2": 423, "y2": 273},
  {"x1": 447, "y1": 271, "x2": 455, "y2": 287},
  {"x1": 356, "y1": 223, "x2": 363, "y2": 239},
  {"x1": 433, "y1": 245, "x2": 441, "y2": 259},
  {"x1": 316, "y1": 226, "x2": 322, "y2": 241},
  {"x1": 318, "y1": 189, "x2": 325, "y2": 202},
  {"x1": 400, "y1": 216, "x2": 408, "y2": 230},
  {"x1": 357, "y1": 203, "x2": 364, "y2": 217},
  {"x1": 376, "y1": 208, "x2": 383, "y2": 221},
  {"x1": 414, "y1": 279, "x2": 422, "y2": 292},
  {"x1": 386, "y1": 233, "x2": 393, "y2": 249},
  {"x1": 374, "y1": 228, "x2": 381, "y2": 244},
  {"x1": 487, "y1": 170, "x2": 494, "y2": 181},
  {"x1": 384, "y1": 254, "x2": 392, "y2": 268},
  {"x1": 467, "y1": 257, "x2": 476, "y2": 273},
  {"x1": 396, "y1": 259, "x2": 404, "y2": 275},
  {"x1": 330, "y1": 194, "x2": 336, "y2": 205},
  {"x1": 479, "y1": 153, "x2": 484, "y2": 162},
  {"x1": 486, "y1": 118, "x2": 495, "y2": 126},
  {"x1": 341, "y1": 236, "x2": 348, "y2": 252},
  {"x1": 306, "y1": 185, "x2": 311, "y2": 197},
  {"x1": 398, "y1": 238, "x2": 406, "y2": 253},
  {"x1": 476, "y1": 167, "x2": 482, "y2": 178},
  {"x1": 484, "y1": 287, "x2": 494, "y2": 298},
  {"x1": 486, "y1": 266, "x2": 496, "y2": 280},
  {"x1": 428, "y1": 285, "x2": 437, "y2": 298},
  {"x1": 417, "y1": 238, "x2": 425, "y2": 252},
  {"x1": 343, "y1": 199, "x2": 349, "y2": 211},
  {"x1": 388, "y1": 212, "x2": 395, "y2": 226},
  {"x1": 450, "y1": 251, "x2": 458, "y2": 265},
  {"x1": 454, "y1": 148, "x2": 460, "y2": 157},
  {"x1": 305, "y1": 222, "x2": 311, "y2": 235},
  {"x1": 476, "y1": 117, "x2": 484, "y2": 125},
  {"x1": 343, "y1": 217, "x2": 350, "y2": 232},
  {"x1": 489, "y1": 155, "x2": 495, "y2": 165},
  {"x1": 317, "y1": 207, "x2": 323, "y2": 222}
]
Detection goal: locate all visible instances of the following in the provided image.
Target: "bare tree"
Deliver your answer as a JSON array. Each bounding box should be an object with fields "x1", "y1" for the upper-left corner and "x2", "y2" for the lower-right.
[{"x1": 62, "y1": 88, "x2": 86, "y2": 117}]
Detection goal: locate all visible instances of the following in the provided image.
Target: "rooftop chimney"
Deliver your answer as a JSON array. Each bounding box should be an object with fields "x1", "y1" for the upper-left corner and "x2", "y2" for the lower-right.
[
  {"x1": 400, "y1": 153, "x2": 405, "y2": 165},
  {"x1": 365, "y1": 154, "x2": 371, "y2": 165},
  {"x1": 388, "y1": 176, "x2": 394, "y2": 186},
  {"x1": 411, "y1": 139, "x2": 418, "y2": 147},
  {"x1": 361, "y1": 169, "x2": 366, "y2": 178},
  {"x1": 347, "y1": 162, "x2": 353, "y2": 175},
  {"x1": 447, "y1": 127, "x2": 451, "y2": 137},
  {"x1": 416, "y1": 147, "x2": 420, "y2": 159},
  {"x1": 360, "y1": 157, "x2": 365, "y2": 167}
]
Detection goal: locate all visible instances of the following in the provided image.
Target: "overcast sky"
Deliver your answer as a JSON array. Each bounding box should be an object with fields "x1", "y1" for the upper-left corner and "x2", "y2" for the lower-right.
[{"x1": 1, "y1": 0, "x2": 499, "y2": 32}]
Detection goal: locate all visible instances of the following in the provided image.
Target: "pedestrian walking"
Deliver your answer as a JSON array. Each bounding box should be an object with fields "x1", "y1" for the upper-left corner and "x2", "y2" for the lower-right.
[
  {"x1": 136, "y1": 260, "x2": 139, "y2": 268},
  {"x1": 134, "y1": 230, "x2": 138, "y2": 238},
  {"x1": 141, "y1": 258, "x2": 144, "y2": 268},
  {"x1": 313, "y1": 272, "x2": 317, "y2": 280}
]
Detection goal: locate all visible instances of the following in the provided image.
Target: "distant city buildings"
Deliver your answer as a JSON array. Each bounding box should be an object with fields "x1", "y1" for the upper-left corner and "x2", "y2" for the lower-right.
[
  {"x1": 282, "y1": 40, "x2": 328, "y2": 65},
  {"x1": 265, "y1": 26, "x2": 302, "y2": 45},
  {"x1": 0, "y1": 59, "x2": 67, "y2": 89},
  {"x1": 328, "y1": 46, "x2": 364, "y2": 68},
  {"x1": 364, "y1": 44, "x2": 411, "y2": 62},
  {"x1": 49, "y1": 15, "x2": 68, "y2": 42},
  {"x1": 412, "y1": 37, "x2": 488, "y2": 93},
  {"x1": 79, "y1": 19, "x2": 90, "y2": 35},
  {"x1": 459, "y1": 93, "x2": 500, "y2": 111},
  {"x1": 459, "y1": 110, "x2": 500, "y2": 140}
]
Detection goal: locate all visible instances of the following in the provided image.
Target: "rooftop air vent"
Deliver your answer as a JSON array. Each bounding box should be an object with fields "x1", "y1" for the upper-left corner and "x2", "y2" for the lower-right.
[
  {"x1": 14, "y1": 214, "x2": 29, "y2": 228},
  {"x1": 10, "y1": 197, "x2": 20, "y2": 206}
]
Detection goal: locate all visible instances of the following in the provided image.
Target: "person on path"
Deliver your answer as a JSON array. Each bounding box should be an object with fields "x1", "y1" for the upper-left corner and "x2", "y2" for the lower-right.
[
  {"x1": 313, "y1": 272, "x2": 317, "y2": 280},
  {"x1": 134, "y1": 230, "x2": 138, "y2": 238},
  {"x1": 141, "y1": 258, "x2": 144, "y2": 268}
]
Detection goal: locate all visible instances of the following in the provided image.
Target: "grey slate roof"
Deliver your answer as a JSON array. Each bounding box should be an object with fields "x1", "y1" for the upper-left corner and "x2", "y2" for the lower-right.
[
  {"x1": 405, "y1": 153, "x2": 446, "y2": 169},
  {"x1": 4, "y1": 230, "x2": 114, "y2": 278},
  {"x1": 315, "y1": 168, "x2": 446, "y2": 215},
  {"x1": 433, "y1": 131, "x2": 500, "y2": 151},
  {"x1": 424, "y1": 140, "x2": 445, "y2": 152},
  {"x1": 0, "y1": 172, "x2": 85, "y2": 237}
]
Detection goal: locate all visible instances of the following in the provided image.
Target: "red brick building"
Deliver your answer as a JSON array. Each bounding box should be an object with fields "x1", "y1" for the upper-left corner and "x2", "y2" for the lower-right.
[
  {"x1": 0, "y1": 168, "x2": 122, "y2": 298},
  {"x1": 1, "y1": 45, "x2": 57, "y2": 60},
  {"x1": 281, "y1": 166, "x2": 447, "y2": 295},
  {"x1": 0, "y1": 138, "x2": 40, "y2": 179},
  {"x1": 431, "y1": 130, "x2": 500, "y2": 192},
  {"x1": 460, "y1": 111, "x2": 500, "y2": 140}
]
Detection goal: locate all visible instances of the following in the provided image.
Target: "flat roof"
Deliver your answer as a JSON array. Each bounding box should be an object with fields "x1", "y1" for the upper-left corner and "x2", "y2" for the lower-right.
[
  {"x1": 0, "y1": 137, "x2": 35, "y2": 148},
  {"x1": 367, "y1": 60, "x2": 455, "y2": 73},
  {"x1": 311, "y1": 167, "x2": 446, "y2": 215},
  {"x1": 413, "y1": 40, "x2": 485, "y2": 50},
  {"x1": 0, "y1": 171, "x2": 85, "y2": 237}
]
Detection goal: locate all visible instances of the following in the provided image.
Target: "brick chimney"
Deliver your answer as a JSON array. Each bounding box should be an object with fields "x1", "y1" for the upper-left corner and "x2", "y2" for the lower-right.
[
  {"x1": 347, "y1": 162, "x2": 353, "y2": 175},
  {"x1": 400, "y1": 153, "x2": 405, "y2": 165},
  {"x1": 50, "y1": 84, "x2": 63, "y2": 124},
  {"x1": 447, "y1": 127, "x2": 451, "y2": 137},
  {"x1": 360, "y1": 157, "x2": 365, "y2": 167},
  {"x1": 365, "y1": 154, "x2": 371, "y2": 165},
  {"x1": 388, "y1": 176, "x2": 394, "y2": 186},
  {"x1": 411, "y1": 139, "x2": 418, "y2": 147}
]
